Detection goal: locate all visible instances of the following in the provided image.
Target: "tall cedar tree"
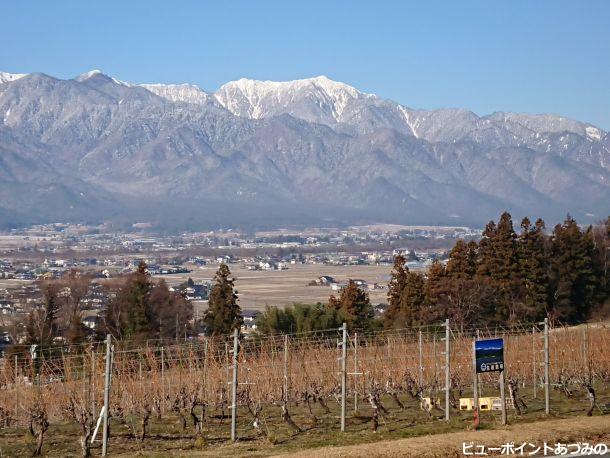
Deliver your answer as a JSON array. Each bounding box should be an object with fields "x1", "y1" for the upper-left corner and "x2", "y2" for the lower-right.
[
  {"x1": 399, "y1": 271, "x2": 425, "y2": 327},
  {"x1": 591, "y1": 216, "x2": 610, "y2": 301},
  {"x1": 124, "y1": 261, "x2": 154, "y2": 339},
  {"x1": 421, "y1": 260, "x2": 447, "y2": 323},
  {"x1": 476, "y1": 220, "x2": 497, "y2": 278},
  {"x1": 328, "y1": 279, "x2": 374, "y2": 330},
  {"x1": 204, "y1": 264, "x2": 243, "y2": 335},
  {"x1": 384, "y1": 255, "x2": 409, "y2": 328},
  {"x1": 602, "y1": 217, "x2": 610, "y2": 296},
  {"x1": 518, "y1": 217, "x2": 550, "y2": 321},
  {"x1": 446, "y1": 240, "x2": 477, "y2": 279},
  {"x1": 605, "y1": 217, "x2": 610, "y2": 297},
  {"x1": 103, "y1": 265, "x2": 192, "y2": 341},
  {"x1": 103, "y1": 261, "x2": 154, "y2": 341},
  {"x1": 477, "y1": 212, "x2": 521, "y2": 322},
  {"x1": 549, "y1": 216, "x2": 600, "y2": 323}
]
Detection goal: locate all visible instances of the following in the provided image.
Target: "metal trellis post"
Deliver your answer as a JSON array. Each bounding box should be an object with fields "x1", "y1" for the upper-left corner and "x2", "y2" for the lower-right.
[
  {"x1": 102, "y1": 334, "x2": 112, "y2": 457},
  {"x1": 284, "y1": 334, "x2": 289, "y2": 404},
  {"x1": 419, "y1": 330, "x2": 424, "y2": 391},
  {"x1": 354, "y1": 332, "x2": 358, "y2": 411},
  {"x1": 544, "y1": 317, "x2": 550, "y2": 415},
  {"x1": 231, "y1": 328, "x2": 239, "y2": 442},
  {"x1": 444, "y1": 318, "x2": 450, "y2": 421},
  {"x1": 532, "y1": 326, "x2": 536, "y2": 399},
  {"x1": 340, "y1": 322, "x2": 347, "y2": 432},
  {"x1": 472, "y1": 338, "x2": 479, "y2": 428}
]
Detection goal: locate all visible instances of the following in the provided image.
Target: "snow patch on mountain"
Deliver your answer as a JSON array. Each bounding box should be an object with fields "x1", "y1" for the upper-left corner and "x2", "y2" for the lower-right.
[
  {"x1": 586, "y1": 126, "x2": 602, "y2": 141},
  {"x1": 0, "y1": 72, "x2": 28, "y2": 84},
  {"x1": 140, "y1": 83, "x2": 210, "y2": 104},
  {"x1": 398, "y1": 105, "x2": 420, "y2": 138}
]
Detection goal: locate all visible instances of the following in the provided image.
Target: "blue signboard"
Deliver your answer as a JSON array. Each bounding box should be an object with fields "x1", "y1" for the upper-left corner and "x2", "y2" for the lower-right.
[{"x1": 475, "y1": 338, "x2": 504, "y2": 373}]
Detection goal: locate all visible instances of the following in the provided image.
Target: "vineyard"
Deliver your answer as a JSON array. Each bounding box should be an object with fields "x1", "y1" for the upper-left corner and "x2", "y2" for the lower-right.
[{"x1": 0, "y1": 320, "x2": 609, "y2": 456}]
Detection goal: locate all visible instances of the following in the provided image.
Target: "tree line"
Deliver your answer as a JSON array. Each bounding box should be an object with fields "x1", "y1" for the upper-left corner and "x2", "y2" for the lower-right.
[
  {"x1": 384, "y1": 213, "x2": 609, "y2": 329},
  {"x1": 17, "y1": 260, "x2": 249, "y2": 351},
  {"x1": 256, "y1": 213, "x2": 609, "y2": 334}
]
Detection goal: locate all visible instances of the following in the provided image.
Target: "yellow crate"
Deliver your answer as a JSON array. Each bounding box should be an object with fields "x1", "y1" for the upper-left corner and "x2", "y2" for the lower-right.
[
  {"x1": 459, "y1": 397, "x2": 501, "y2": 411},
  {"x1": 479, "y1": 397, "x2": 497, "y2": 411},
  {"x1": 460, "y1": 398, "x2": 475, "y2": 410},
  {"x1": 420, "y1": 397, "x2": 441, "y2": 410}
]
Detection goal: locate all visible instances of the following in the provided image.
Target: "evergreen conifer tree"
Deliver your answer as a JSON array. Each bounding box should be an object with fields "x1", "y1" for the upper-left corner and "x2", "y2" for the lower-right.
[
  {"x1": 421, "y1": 260, "x2": 447, "y2": 323},
  {"x1": 549, "y1": 216, "x2": 600, "y2": 323},
  {"x1": 477, "y1": 213, "x2": 521, "y2": 322},
  {"x1": 384, "y1": 255, "x2": 408, "y2": 328},
  {"x1": 518, "y1": 217, "x2": 550, "y2": 321},
  {"x1": 399, "y1": 271, "x2": 425, "y2": 327},
  {"x1": 446, "y1": 240, "x2": 476, "y2": 279},
  {"x1": 204, "y1": 264, "x2": 243, "y2": 335},
  {"x1": 476, "y1": 220, "x2": 497, "y2": 278},
  {"x1": 123, "y1": 261, "x2": 154, "y2": 340},
  {"x1": 491, "y1": 212, "x2": 520, "y2": 286},
  {"x1": 328, "y1": 280, "x2": 374, "y2": 330},
  {"x1": 605, "y1": 217, "x2": 610, "y2": 297}
]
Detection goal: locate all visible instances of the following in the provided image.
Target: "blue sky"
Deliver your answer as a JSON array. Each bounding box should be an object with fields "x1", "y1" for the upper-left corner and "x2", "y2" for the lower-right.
[{"x1": 3, "y1": 1, "x2": 609, "y2": 129}]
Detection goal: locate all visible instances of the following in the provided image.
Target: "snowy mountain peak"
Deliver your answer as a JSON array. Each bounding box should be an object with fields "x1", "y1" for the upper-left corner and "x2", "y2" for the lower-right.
[
  {"x1": 74, "y1": 69, "x2": 132, "y2": 87},
  {"x1": 74, "y1": 69, "x2": 105, "y2": 82},
  {"x1": 140, "y1": 83, "x2": 210, "y2": 104},
  {"x1": 0, "y1": 71, "x2": 29, "y2": 84},
  {"x1": 222, "y1": 75, "x2": 364, "y2": 97},
  {"x1": 214, "y1": 75, "x2": 370, "y2": 121}
]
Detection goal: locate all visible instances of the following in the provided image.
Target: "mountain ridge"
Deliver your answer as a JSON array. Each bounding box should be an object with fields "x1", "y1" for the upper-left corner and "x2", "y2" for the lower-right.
[{"x1": 0, "y1": 69, "x2": 608, "y2": 230}]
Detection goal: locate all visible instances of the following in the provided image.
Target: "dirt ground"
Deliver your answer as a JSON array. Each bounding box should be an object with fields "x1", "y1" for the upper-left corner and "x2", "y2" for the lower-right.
[
  {"x1": 155, "y1": 263, "x2": 393, "y2": 310},
  {"x1": 272, "y1": 416, "x2": 610, "y2": 457}
]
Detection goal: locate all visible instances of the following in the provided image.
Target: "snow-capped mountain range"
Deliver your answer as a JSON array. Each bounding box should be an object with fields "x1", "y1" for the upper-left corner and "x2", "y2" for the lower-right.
[{"x1": 0, "y1": 69, "x2": 608, "y2": 229}]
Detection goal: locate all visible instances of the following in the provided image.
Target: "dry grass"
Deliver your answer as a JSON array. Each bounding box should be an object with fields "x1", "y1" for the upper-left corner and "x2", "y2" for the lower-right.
[{"x1": 273, "y1": 416, "x2": 610, "y2": 458}]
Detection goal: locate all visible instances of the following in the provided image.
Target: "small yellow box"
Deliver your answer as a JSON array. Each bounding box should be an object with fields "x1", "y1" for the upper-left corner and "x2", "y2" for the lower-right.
[
  {"x1": 479, "y1": 397, "x2": 496, "y2": 411},
  {"x1": 459, "y1": 397, "x2": 501, "y2": 411},
  {"x1": 460, "y1": 398, "x2": 475, "y2": 410},
  {"x1": 420, "y1": 397, "x2": 441, "y2": 409}
]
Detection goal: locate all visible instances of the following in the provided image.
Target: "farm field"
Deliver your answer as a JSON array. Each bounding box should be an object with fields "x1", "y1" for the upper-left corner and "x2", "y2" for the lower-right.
[
  {"x1": 0, "y1": 322, "x2": 608, "y2": 457},
  {"x1": 0, "y1": 387, "x2": 607, "y2": 457},
  {"x1": 155, "y1": 263, "x2": 394, "y2": 310}
]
